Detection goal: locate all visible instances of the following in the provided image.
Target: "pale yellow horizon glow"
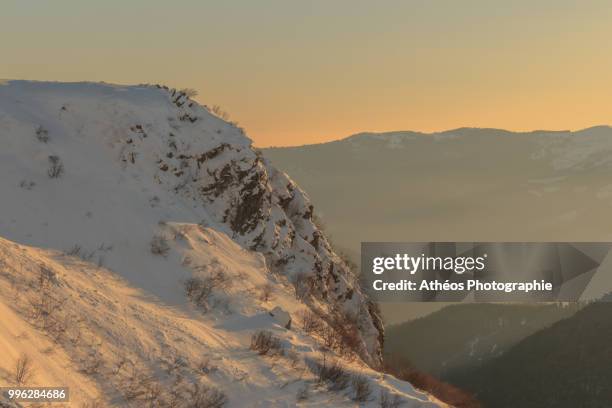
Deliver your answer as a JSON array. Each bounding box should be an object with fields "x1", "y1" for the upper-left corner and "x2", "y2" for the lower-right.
[{"x1": 3, "y1": 1, "x2": 612, "y2": 147}]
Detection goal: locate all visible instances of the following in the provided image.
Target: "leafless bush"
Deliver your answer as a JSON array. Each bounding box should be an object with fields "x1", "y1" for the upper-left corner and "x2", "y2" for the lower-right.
[
  {"x1": 66, "y1": 244, "x2": 96, "y2": 261},
  {"x1": 167, "y1": 375, "x2": 188, "y2": 408},
  {"x1": 19, "y1": 180, "x2": 35, "y2": 190},
  {"x1": 259, "y1": 283, "x2": 273, "y2": 302},
  {"x1": 321, "y1": 325, "x2": 342, "y2": 350},
  {"x1": 298, "y1": 309, "x2": 325, "y2": 334},
  {"x1": 81, "y1": 348, "x2": 104, "y2": 375},
  {"x1": 37, "y1": 265, "x2": 58, "y2": 288},
  {"x1": 312, "y1": 357, "x2": 349, "y2": 391},
  {"x1": 210, "y1": 105, "x2": 230, "y2": 121},
  {"x1": 180, "y1": 88, "x2": 199, "y2": 98},
  {"x1": 122, "y1": 367, "x2": 154, "y2": 401},
  {"x1": 351, "y1": 375, "x2": 372, "y2": 402},
  {"x1": 150, "y1": 235, "x2": 170, "y2": 256},
  {"x1": 299, "y1": 307, "x2": 360, "y2": 359},
  {"x1": 250, "y1": 330, "x2": 283, "y2": 356},
  {"x1": 66, "y1": 244, "x2": 82, "y2": 256},
  {"x1": 293, "y1": 272, "x2": 314, "y2": 300},
  {"x1": 327, "y1": 308, "x2": 362, "y2": 359},
  {"x1": 28, "y1": 275, "x2": 69, "y2": 342},
  {"x1": 187, "y1": 383, "x2": 228, "y2": 408},
  {"x1": 143, "y1": 382, "x2": 165, "y2": 404},
  {"x1": 14, "y1": 353, "x2": 34, "y2": 385},
  {"x1": 97, "y1": 243, "x2": 113, "y2": 252},
  {"x1": 113, "y1": 355, "x2": 133, "y2": 375},
  {"x1": 36, "y1": 126, "x2": 49, "y2": 142},
  {"x1": 48, "y1": 155, "x2": 64, "y2": 178},
  {"x1": 335, "y1": 326, "x2": 361, "y2": 360},
  {"x1": 168, "y1": 356, "x2": 188, "y2": 374},
  {"x1": 184, "y1": 271, "x2": 229, "y2": 312},
  {"x1": 380, "y1": 390, "x2": 404, "y2": 408}
]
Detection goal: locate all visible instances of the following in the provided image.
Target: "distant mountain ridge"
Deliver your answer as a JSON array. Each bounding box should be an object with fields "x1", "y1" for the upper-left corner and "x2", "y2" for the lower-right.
[
  {"x1": 266, "y1": 125, "x2": 612, "y2": 148},
  {"x1": 264, "y1": 126, "x2": 612, "y2": 309}
]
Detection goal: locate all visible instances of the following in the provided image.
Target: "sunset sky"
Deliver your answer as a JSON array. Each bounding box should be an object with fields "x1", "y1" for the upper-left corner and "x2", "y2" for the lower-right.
[{"x1": 3, "y1": 0, "x2": 612, "y2": 146}]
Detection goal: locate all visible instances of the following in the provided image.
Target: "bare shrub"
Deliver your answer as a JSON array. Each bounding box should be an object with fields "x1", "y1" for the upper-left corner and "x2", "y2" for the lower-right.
[
  {"x1": 312, "y1": 357, "x2": 349, "y2": 391},
  {"x1": 14, "y1": 353, "x2": 34, "y2": 385},
  {"x1": 169, "y1": 356, "x2": 188, "y2": 373},
  {"x1": 380, "y1": 390, "x2": 404, "y2": 408},
  {"x1": 36, "y1": 126, "x2": 49, "y2": 142},
  {"x1": 187, "y1": 383, "x2": 228, "y2": 408},
  {"x1": 97, "y1": 242, "x2": 113, "y2": 252},
  {"x1": 66, "y1": 244, "x2": 96, "y2": 261},
  {"x1": 327, "y1": 308, "x2": 362, "y2": 360},
  {"x1": 143, "y1": 382, "x2": 164, "y2": 404},
  {"x1": 167, "y1": 375, "x2": 188, "y2": 408},
  {"x1": 37, "y1": 265, "x2": 58, "y2": 288},
  {"x1": 122, "y1": 367, "x2": 154, "y2": 401},
  {"x1": 66, "y1": 244, "x2": 82, "y2": 256},
  {"x1": 321, "y1": 325, "x2": 342, "y2": 350},
  {"x1": 180, "y1": 88, "x2": 199, "y2": 98},
  {"x1": 19, "y1": 180, "x2": 35, "y2": 190},
  {"x1": 150, "y1": 235, "x2": 170, "y2": 256},
  {"x1": 298, "y1": 309, "x2": 324, "y2": 334},
  {"x1": 28, "y1": 270, "x2": 69, "y2": 342},
  {"x1": 250, "y1": 330, "x2": 283, "y2": 356},
  {"x1": 350, "y1": 375, "x2": 372, "y2": 402},
  {"x1": 293, "y1": 272, "x2": 314, "y2": 300},
  {"x1": 184, "y1": 271, "x2": 229, "y2": 312},
  {"x1": 299, "y1": 307, "x2": 360, "y2": 360},
  {"x1": 81, "y1": 348, "x2": 104, "y2": 375},
  {"x1": 210, "y1": 105, "x2": 230, "y2": 121},
  {"x1": 113, "y1": 355, "x2": 133, "y2": 375},
  {"x1": 259, "y1": 283, "x2": 273, "y2": 302},
  {"x1": 48, "y1": 155, "x2": 64, "y2": 178}
]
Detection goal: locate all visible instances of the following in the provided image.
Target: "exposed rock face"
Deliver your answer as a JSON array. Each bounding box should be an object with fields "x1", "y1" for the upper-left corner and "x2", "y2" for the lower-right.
[
  {"x1": 134, "y1": 87, "x2": 385, "y2": 366},
  {"x1": 196, "y1": 146, "x2": 383, "y2": 364}
]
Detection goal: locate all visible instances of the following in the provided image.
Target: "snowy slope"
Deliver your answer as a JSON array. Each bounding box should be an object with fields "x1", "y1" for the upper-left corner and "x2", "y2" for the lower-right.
[
  {"x1": 0, "y1": 81, "x2": 440, "y2": 407},
  {"x1": 0, "y1": 231, "x2": 442, "y2": 407}
]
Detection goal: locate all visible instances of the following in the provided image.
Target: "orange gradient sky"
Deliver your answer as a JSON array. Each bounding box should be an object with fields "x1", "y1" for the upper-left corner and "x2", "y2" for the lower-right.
[{"x1": 3, "y1": 0, "x2": 612, "y2": 146}]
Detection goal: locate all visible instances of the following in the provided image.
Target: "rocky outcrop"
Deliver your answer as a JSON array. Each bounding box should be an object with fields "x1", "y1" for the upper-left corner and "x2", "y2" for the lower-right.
[{"x1": 149, "y1": 88, "x2": 384, "y2": 366}]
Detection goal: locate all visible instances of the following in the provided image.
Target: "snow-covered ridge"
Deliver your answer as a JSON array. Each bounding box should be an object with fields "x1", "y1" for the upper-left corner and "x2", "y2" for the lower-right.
[{"x1": 0, "y1": 80, "x2": 420, "y2": 406}]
